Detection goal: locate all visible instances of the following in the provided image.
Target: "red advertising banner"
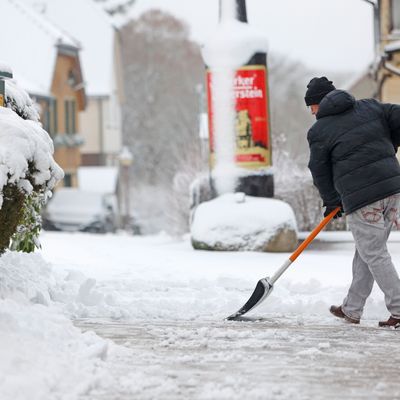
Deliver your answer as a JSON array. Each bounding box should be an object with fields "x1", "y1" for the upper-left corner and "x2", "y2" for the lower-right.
[{"x1": 207, "y1": 65, "x2": 271, "y2": 169}]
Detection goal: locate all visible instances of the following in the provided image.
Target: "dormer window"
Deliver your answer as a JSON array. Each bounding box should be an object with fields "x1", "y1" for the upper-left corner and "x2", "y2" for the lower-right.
[
  {"x1": 67, "y1": 70, "x2": 77, "y2": 88},
  {"x1": 392, "y1": 0, "x2": 400, "y2": 31}
]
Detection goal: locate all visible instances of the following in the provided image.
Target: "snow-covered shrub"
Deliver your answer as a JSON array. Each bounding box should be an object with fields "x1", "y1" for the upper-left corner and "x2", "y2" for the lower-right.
[
  {"x1": 166, "y1": 155, "x2": 205, "y2": 235},
  {"x1": 10, "y1": 191, "x2": 48, "y2": 253},
  {"x1": 190, "y1": 173, "x2": 215, "y2": 210},
  {"x1": 4, "y1": 78, "x2": 40, "y2": 122},
  {"x1": 0, "y1": 71, "x2": 63, "y2": 253}
]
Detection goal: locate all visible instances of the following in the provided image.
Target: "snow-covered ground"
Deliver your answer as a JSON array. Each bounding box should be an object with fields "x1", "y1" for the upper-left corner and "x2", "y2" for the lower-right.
[{"x1": 2, "y1": 231, "x2": 400, "y2": 399}]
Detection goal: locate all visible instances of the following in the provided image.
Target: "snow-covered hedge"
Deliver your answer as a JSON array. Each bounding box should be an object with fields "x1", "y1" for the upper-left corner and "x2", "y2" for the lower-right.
[
  {"x1": 0, "y1": 67, "x2": 64, "y2": 253},
  {"x1": 0, "y1": 107, "x2": 63, "y2": 201}
]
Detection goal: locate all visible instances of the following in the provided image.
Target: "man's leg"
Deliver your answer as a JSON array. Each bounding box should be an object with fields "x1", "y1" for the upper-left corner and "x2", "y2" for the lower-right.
[
  {"x1": 341, "y1": 249, "x2": 374, "y2": 320},
  {"x1": 348, "y1": 197, "x2": 400, "y2": 319},
  {"x1": 380, "y1": 194, "x2": 400, "y2": 318}
]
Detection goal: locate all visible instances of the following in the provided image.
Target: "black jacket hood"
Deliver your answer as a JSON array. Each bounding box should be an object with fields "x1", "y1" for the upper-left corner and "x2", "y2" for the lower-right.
[{"x1": 316, "y1": 90, "x2": 355, "y2": 119}]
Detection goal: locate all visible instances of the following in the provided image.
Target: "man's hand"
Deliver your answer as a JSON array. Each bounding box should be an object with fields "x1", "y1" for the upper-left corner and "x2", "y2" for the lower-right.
[{"x1": 324, "y1": 205, "x2": 343, "y2": 219}]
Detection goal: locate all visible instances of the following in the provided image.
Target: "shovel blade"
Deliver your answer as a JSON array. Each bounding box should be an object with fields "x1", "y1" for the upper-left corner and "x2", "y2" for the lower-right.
[{"x1": 226, "y1": 278, "x2": 273, "y2": 321}]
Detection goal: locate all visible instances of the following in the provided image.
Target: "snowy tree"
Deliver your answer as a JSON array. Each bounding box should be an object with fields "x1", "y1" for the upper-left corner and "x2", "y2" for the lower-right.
[
  {"x1": 0, "y1": 70, "x2": 63, "y2": 253},
  {"x1": 120, "y1": 10, "x2": 204, "y2": 234}
]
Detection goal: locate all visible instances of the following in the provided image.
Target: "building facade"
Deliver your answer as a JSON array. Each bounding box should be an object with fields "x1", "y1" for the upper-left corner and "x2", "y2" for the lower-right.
[
  {"x1": 376, "y1": 0, "x2": 400, "y2": 102},
  {"x1": 21, "y1": 0, "x2": 125, "y2": 168},
  {"x1": 2, "y1": 0, "x2": 85, "y2": 187},
  {"x1": 350, "y1": 0, "x2": 400, "y2": 102}
]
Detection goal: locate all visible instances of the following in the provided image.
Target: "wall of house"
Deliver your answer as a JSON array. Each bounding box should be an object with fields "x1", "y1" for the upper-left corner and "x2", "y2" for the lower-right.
[
  {"x1": 51, "y1": 52, "x2": 85, "y2": 187},
  {"x1": 381, "y1": 73, "x2": 400, "y2": 102},
  {"x1": 79, "y1": 32, "x2": 124, "y2": 168},
  {"x1": 79, "y1": 95, "x2": 122, "y2": 166},
  {"x1": 79, "y1": 97, "x2": 103, "y2": 163},
  {"x1": 348, "y1": 74, "x2": 377, "y2": 99},
  {"x1": 381, "y1": 0, "x2": 391, "y2": 40},
  {"x1": 378, "y1": 0, "x2": 400, "y2": 103}
]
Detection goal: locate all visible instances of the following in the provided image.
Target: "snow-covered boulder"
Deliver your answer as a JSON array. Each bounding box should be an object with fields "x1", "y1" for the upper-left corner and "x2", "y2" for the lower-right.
[{"x1": 191, "y1": 193, "x2": 298, "y2": 252}]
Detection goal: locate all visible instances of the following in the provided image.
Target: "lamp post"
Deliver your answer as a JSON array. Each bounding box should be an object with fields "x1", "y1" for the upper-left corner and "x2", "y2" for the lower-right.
[{"x1": 118, "y1": 146, "x2": 133, "y2": 230}]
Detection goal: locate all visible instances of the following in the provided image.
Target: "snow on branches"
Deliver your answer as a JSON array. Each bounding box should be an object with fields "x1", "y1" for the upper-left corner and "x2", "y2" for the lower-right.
[
  {"x1": 0, "y1": 71, "x2": 64, "y2": 253},
  {"x1": 0, "y1": 107, "x2": 63, "y2": 202}
]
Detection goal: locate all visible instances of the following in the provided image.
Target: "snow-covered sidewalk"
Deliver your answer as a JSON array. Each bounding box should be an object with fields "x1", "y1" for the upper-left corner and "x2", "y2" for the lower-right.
[
  {"x1": 76, "y1": 317, "x2": 400, "y2": 400},
  {"x1": 2, "y1": 231, "x2": 400, "y2": 399},
  {"x1": 40, "y1": 231, "x2": 400, "y2": 321}
]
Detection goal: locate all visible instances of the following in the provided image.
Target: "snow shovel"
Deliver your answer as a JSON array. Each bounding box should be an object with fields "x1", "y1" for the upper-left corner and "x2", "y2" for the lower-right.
[{"x1": 226, "y1": 207, "x2": 341, "y2": 321}]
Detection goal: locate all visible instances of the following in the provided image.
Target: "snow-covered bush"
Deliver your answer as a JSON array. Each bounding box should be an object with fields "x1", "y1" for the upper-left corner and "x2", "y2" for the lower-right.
[{"x1": 0, "y1": 69, "x2": 64, "y2": 253}]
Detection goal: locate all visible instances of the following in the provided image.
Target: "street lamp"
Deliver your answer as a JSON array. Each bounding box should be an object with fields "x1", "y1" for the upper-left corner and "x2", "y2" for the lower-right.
[{"x1": 118, "y1": 146, "x2": 133, "y2": 230}]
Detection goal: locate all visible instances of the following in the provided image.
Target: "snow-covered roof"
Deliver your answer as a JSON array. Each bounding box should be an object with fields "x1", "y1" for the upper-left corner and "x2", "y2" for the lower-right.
[
  {"x1": 78, "y1": 166, "x2": 119, "y2": 194},
  {"x1": 20, "y1": 0, "x2": 116, "y2": 97},
  {"x1": 2, "y1": 0, "x2": 80, "y2": 97},
  {"x1": 0, "y1": 63, "x2": 13, "y2": 77},
  {"x1": 342, "y1": 67, "x2": 376, "y2": 100},
  {"x1": 342, "y1": 68, "x2": 371, "y2": 91},
  {"x1": 385, "y1": 40, "x2": 400, "y2": 53}
]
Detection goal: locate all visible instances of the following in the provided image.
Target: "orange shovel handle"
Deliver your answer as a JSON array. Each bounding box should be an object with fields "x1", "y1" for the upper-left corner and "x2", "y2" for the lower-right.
[{"x1": 289, "y1": 207, "x2": 341, "y2": 262}]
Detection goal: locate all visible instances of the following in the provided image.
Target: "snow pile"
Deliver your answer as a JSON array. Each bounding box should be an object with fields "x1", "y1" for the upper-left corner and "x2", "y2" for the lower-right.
[
  {"x1": 40, "y1": 231, "x2": 394, "y2": 323},
  {"x1": 0, "y1": 252, "x2": 111, "y2": 400},
  {"x1": 202, "y1": 0, "x2": 269, "y2": 195},
  {"x1": 0, "y1": 107, "x2": 63, "y2": 207},
  {"x1": 52, "y1": 269, "x2": 125, "y2": 319},
  {"x1": 191, "y1": 193, "x2": 297, "y2": 251},
  {"x1": 0, "y1": 250, "x2": 123, "y2": 320}
]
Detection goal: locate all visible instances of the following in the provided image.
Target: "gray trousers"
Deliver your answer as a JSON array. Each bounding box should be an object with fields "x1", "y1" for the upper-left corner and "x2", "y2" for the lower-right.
[{"x1": 342, "y1": 194, "x2": 400, "y2": 320}]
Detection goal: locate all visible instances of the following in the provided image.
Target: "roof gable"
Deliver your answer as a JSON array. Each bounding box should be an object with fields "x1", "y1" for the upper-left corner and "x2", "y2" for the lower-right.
[
  {"x1": 2, "y1": 0, "x2": 81, "y2": 96},
  {"x1": 20, "y1": 0, "x2": 116, "y2": 97}
]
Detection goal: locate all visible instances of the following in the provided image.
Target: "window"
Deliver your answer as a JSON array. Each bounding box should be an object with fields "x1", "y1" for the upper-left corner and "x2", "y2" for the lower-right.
[
  {"x1": 392, "y1": 0, "x2": 400, "y2": 31},
  {"x1": 43, "y1": 101, "x2": 50, "y2": 134},
  {"x1": 45, "y1": 99, "x2": 57, "y2": 137},
  {"x1": 64, "y1": 173, "x2": 72, "y2": 187},
  {"x1": 52, "y1": 99, "x2": 58, "y2": 135},
  {"x1": 64, "y1": 99, "x2": 76, "y2": 134}
]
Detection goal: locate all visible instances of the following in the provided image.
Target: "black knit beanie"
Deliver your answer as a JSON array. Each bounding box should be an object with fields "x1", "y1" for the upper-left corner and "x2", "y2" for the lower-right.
[{"x1": 304, "y1": 77, "x2": 336, "y2": 106}]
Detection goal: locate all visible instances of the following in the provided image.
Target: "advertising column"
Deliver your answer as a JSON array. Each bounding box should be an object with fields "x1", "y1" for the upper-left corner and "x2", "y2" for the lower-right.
[{"x1": 206, "y1": 0, "x2": 273, "y2": 197}]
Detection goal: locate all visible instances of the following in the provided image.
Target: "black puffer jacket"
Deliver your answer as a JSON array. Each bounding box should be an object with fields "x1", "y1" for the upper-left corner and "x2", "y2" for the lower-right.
[{"x1": 307, "y1": 90, "x2": 400, "y2": 214}]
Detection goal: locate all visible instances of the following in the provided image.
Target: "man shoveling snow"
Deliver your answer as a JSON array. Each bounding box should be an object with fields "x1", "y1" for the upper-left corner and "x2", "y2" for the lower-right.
[{"x1": 305, "y1": 76, "x2": 400, "y2": 328}]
